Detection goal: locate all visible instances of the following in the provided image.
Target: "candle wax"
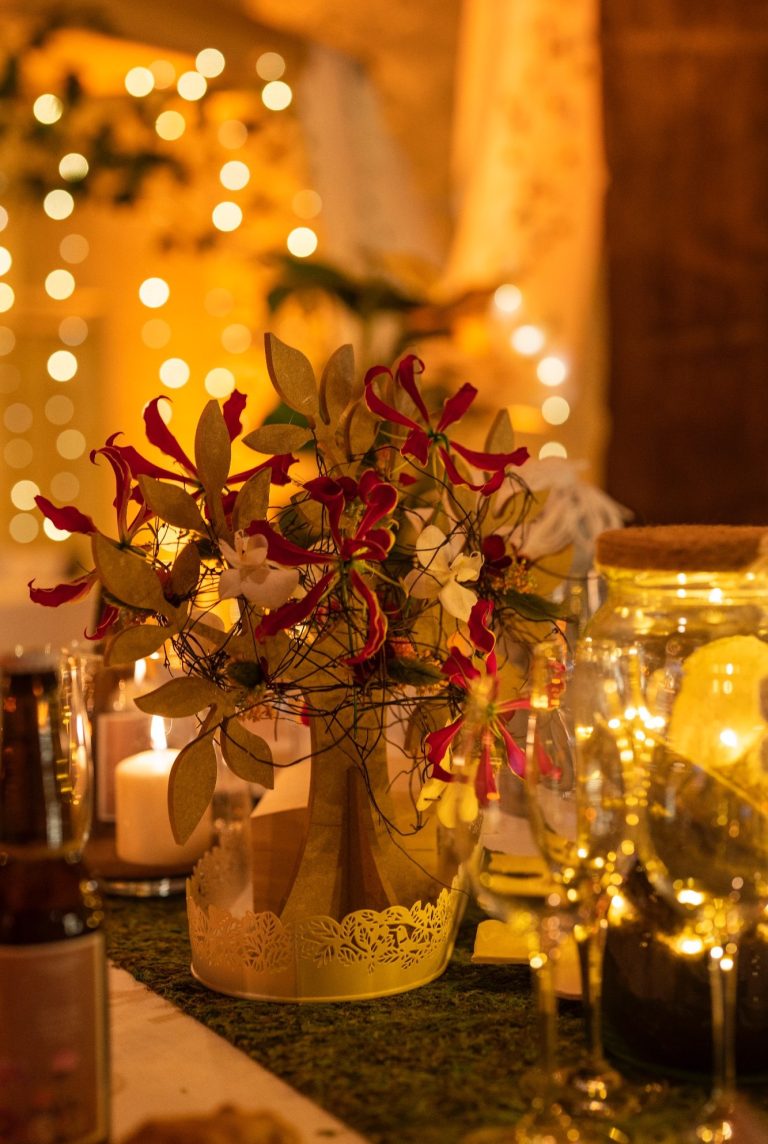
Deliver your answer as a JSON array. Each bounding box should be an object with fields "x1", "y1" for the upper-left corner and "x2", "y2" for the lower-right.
[{"x1": 115, "y1": 748, "x2": 212, "y2": 867}]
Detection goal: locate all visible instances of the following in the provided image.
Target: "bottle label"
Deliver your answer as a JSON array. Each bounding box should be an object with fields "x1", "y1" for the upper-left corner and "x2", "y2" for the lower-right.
[{"x1": 0, "y1": 934, "x2": 108, "y2": 1144}]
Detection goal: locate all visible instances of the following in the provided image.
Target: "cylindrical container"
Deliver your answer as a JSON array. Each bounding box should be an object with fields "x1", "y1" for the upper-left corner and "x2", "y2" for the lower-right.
[
  {"x1": 0, "y1": 650, "x2": 110, "y2": 1144},
  {"x1": 575, "y1": 524, "x2": 768, "y2": 1081}
]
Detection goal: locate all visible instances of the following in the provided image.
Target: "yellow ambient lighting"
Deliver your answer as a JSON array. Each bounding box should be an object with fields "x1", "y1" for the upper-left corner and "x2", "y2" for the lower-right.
[
  {"x1": 286, "y1": 226, "x2": 318, "y2": 258},
  {"x1": 196, "y1": 49, "x2": 226, "y2": 78},
  {"x1": 493, "y1": 284, "x2": 523, "y2": 315},
  {"x1": 47, "y1": 350, "x2": 78, "y2": 382},
  {"x1": 155, "y1": 111, "x2": 186, "y2": 141},
  {"x1": 159, "y1": 358, "x2": 190, "y2": 389},
  {"x1": 139, "y1": 277, "x2": 170, "y2": 308},
  {"x1": 537, "y1": 355, "x2": 568, "y2": 386},
  {"x1": 45, "y1": 270, "x2": 76, "y2": 300},
  {"x1": 256, "y1": 52, "x2": 286, "y2": 81},
  {"x1": 43, "y1": 190, "x2": 75, "y2": 221},
  {"x1": 212, "y1": 202, "x2": 243, "y2": 232},
  {"x1": 219, "y1": 161, "x2": 251, "y2": 191},
  {"x1": 262, "y1": 81, "x2": 292, "y2": 111},
  {"x1": 33, "y1": 94, "x2": 63, "y2": 124},
  {"x1": 177, "y1": 71, "x2": 207, "y2": 101},
  {"x1": 125, "y1": 67, "x2": 155, "y2": 97}
]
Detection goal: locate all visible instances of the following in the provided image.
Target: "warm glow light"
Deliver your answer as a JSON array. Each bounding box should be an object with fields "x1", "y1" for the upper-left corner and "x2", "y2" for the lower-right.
[
  {"x1": 0, "y1": 247, "x2": 11, "y2": 275},
  {"x1": 47, "y1": 350, "x2": 78, "y2": 382},
  {"x1": 256, "y1": 52, "x2": 286, "y2": 80},
  {"x1": 538, "y1": 441, "x2": 568, "y2": 460},
  {"x1": 537, "y1": 355, "x2": 568, "y2": 386},
  {"x1": 56, "y1": 429, "x2": 86, "y2": 459},
  {"x1": 0, "y1": 206, "x2": 7, "y2": 231},
  {"x1": 221, "y1": 323, "x2": 251, "y2": 353},
  {"x1": 493, "y1": 284, "x2": 523, "y2": 314},
  {"x1": 218, "y1": 120, "x2": 248, "y2": 149},
  {"x1": 286, "y1": 226, "x2": 318, "y2": 258},
  {"x1": 159, "y1": 358, "x2": 190, "y2": 389},
  {"x1": 59, "y1": 153, "x2": 89, "y2": 181},
  {"x1": 60, "y1": 234, "x2": 89, "y2": 264},
  {"x1": 43, "y1": 190, "x2": 75, "y2": 220},
  {"x1": 33, "y1": 94, "x2": 63, "y2": 125},
  {"x1": 0, "y1": 327, "x2": 15, "y2": 355},
  {"x1": 0, "y1": 366, "x2": 20, "y2": 394},
  {"x1": 45, "y1": 269, "x2": 75, "y2": 300},
  {"x1": 139, "y1": 277, "x2": 170, "y2": 308},
  {"x1": 262, "y1": 81, "x2": 292, "y2": 111},
  {"x1": 219, "y1": 160, "x2": 250, "y2": 190},
  {"x1": 10, "y1": 514, "x2": 39, "y2": 543},
  {"x1": 45, "y1": 394, "x2": 74, "y2": 425},
  {"x1": 125, "y1": 67, "x2": 155, "y2": 97},
  {"x1": 59, "y1": 316, "x2": 88, "y2": 346},
  {"x1": 51, "y1": 471, "x2": 80, "y2": 501},
  {"x1": 141, "y1": 318, "x2": 171, "y2": 348},
  {"x1": 510, "y1": 324, "x2": 545, "y2": 355},
  {"x1": 212, "y1": 202, "x2": 243, "y2": 232},
  {"x1": 542, "y1": 395, "x2": 571, "y2": 425},
  {"x1": 3, "y1": 403, "x2": 33, "y2": 433},
  {"x1": 177, "y1": 71, "x2": 207, "y2": 101},
  {"x1": 0, "y1": 283, "x2": 14, "y2": 312},
  {"x1": 155, "y1": 397, "x2": 173, "y2": 425},
  {"x1": 196, "y1": 48, "x2": 225, "y2": 78},
  {"x1": 155, "y1": 110, "x2": 186, "y2": 141},
  {"x1": 204, "y1": 367, "x2": 235, "y2": 397},
  {"x1": 292, "y1": 189, "x2": 322, "y2": 219},
  {"x1": 10, "y1": 480, "x2": 40, "y2": 511}
]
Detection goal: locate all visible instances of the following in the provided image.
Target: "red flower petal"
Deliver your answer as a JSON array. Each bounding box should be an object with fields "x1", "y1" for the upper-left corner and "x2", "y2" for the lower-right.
[
  {"x1": 436, "y1": 383, "x2": 477, "y2": 432},
  {"x1": 425, "y1": 716, "x2": 464, "y2": 768},
  {"x1": 401, "y1": 426, "x2": 430, "y2": 465},
  {"x1": 342, "y1": 569, "x2": 388, "y2": 664},
  {"x1": 143, "y1": 398, "x2": 196, "y2": 474},
  {"x1": 364, "y1": 369, "x2": 421, "y2": 433},
  {"x1": 34, "y1": 495, "x2": 97, "y2": 536},
  {"x1": 468, "y1": 600, "x2": 496, "y2": 657},
  {"x1": 394, "y1": 355, "x2": 431, "y2": 424},
  {"x1": 222, "y1": 390, "x2": 247, "y2": 440},
  {"x1": 254, "y1": 571, "x2": 334, "y2": 638},
  {"x1": 87, "y1": 603, "x2": 120, "y2": 641},
  {"x1": 451, "y1": 440, "x2": 529, "y2": 472},
  {"x1": 28, "y1": 573, "x2": 95, "y2": 608}
]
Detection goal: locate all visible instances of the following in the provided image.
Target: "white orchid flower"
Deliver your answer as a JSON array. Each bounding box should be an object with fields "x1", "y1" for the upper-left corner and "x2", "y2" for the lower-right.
[
  {"x1": 218, "y1": 532, "x2": 300, "y2": 608},
  {"x1": 403, "y1": 524, "x2": 482, "y2": 622}
]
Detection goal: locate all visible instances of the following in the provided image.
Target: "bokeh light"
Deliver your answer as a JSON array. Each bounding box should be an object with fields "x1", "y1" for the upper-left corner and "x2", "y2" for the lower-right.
[
  {"x1": 221, "y1": 323, "x2": 251, "y2": 353},
  {"x1": 125, "y1": 67, "x2": 155, "y2": 97},
  {"x1": 43, "y1": 517, "x2": 70, "y2": 542},
  {"x1": 142, "y1": 318, "x2": 172, "y2": 348},
  {"x1": 59, "y1": 316, "x2": 88, "y2": 346},
  {"x1": 47, "y1": 350, "x2": 78, "y2": 382},
  {"x1": 139, "y1": 277, "x2": 170, "y2": 308},
  {"x1": 219, "y1": 161, "x2": 250, "y2": 191},
  {"x1": 218, "y1": 120, "x2": 248, "y2": 149},
  {"x1": 0, "y1": 327, "x2": 15, "y2": 355},
  {"x1": 256, "y1": 52, "x2": 286, "y2": 80},
  {"x1": 50, "y1": 471, "x2": 80, "y2": 501},
  {"x1": 510, "y1": 324, "x2": 545, "y2": 356},
  {"x1": 150, "y1": 60, "x2": 176, "y2": 89},
  {"x1": 4, "y1": 403, "x2": 33, "y2": 433},
  {"x1": 155, "y1": 110, "x2": 186, "y2": 141},
  {"x1": 539, "y1": 441, "x2": 568, "y2": 460},
  {"x1": 56, "y1": 429, "x2": 86, "y2": 459},
  {"x1": 196, "y1": 48, "x2": 225, "y2": 78},
  {"x1": 59, "y1": 234, "x2": 89, "y2": 263},
  {"x1": 10, "y1": 480, "x2": 40, "y2": 511},
  {"x1": 0, "y1": 247, "x2": 11, "y2": 275},
  {"x1": 541, "y1": 395, "x2": 571, "y2": 425},
  {"x1": 177, "y1": 71, "x2": 207, "y2": 101},
  {"x1": 10, "y1": 514, "x2": 39, "y2": 543},
  {"x1": 204, "y1": 367, "x2": 236, "y2": 397},
  {"x1": 33, "y1": 94, "x2": 63, "y2": 124},
  {"x1": 59, "y1": 153, "x2": 89, "y2": 181},
  {"x1": 212, "y1": 202, "x2": 243, "y2": 232},
  {"x1": 45, "y1": 394, "x2": 75, "y2": 425},
  {"x1": 0, "y1": 283, "x2": 15, "y2": 311},
  {"x1": 286, "y1": 226, "x2": 318, "y2": 258},
  {"x1": 0, "y1": 206, "x2": 8, "y2": 231},
  {"x1": 4, "y1": 439, "x2": 33, "y2": 468},
  {"x1": 262, "y1": 81, "x2": 292, "y2": 111},
  {"x1": 537, "y1": 355, "x2": 568, "y2": 387},
  {"x1": 292, "y1": 189, "x2": 322, "y2": 219},
  {"x1": 159, "y1": 358, "x2": 190, "y2": 389},
  {"x1": 43, "y1": 190, "x2": 74, "y2": 220},
  {"x1": 45, "y1": 269, "x2": 76, "y2": 300},
  {"x1": 494, "y1": 284, "x2": 523, "y2": 315}
]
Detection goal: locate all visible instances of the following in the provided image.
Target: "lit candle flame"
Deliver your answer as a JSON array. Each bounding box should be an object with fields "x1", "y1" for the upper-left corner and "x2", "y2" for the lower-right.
[{"x1": 150, "y1": 715, "x2": 168, "y2": 751}]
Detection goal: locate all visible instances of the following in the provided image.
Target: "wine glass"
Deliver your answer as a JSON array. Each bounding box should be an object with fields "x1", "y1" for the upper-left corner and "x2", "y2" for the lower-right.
[
  {"x1": 578, "y1": 633, "x2": 768, "y2": 1143},
  {"x1": 448, "y1": 727, "x2": 613, "y2": 1142},
  {"x1": 526, "y1": 640, "x2": 657, "y2": 1121}
]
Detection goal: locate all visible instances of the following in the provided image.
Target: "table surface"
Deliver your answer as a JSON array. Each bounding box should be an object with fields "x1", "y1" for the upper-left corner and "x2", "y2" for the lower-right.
[{"x1": 103, "y1": 889, "x2": 768, "y2": 1144}]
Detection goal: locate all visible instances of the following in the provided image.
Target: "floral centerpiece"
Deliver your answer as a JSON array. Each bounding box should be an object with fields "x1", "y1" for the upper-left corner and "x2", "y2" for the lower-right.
[{"x1": 30, "y1": 334, "x2": 599, "y2": 954}]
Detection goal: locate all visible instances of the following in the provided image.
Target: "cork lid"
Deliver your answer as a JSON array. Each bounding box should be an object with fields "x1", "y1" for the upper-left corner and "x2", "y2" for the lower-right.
[{"x1": 595, "y1": 525, "x2": 768, "y2": 572}]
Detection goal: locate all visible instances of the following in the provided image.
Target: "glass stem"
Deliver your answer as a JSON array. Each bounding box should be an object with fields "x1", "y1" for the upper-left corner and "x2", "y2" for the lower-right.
[
  {"x1": 708, "y1": 943, "x2": 739, "y2": 1113},
  {"x1": 534, "y1": 943, "x2": 560, "y2": 1087},
  {"x1": 575, "y1": 920, "x2": 608, "y2": 1068}
]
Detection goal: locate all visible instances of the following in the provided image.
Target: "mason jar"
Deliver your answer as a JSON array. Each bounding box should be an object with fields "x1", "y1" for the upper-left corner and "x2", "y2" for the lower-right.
[{"x1": 574, "y1": 524, "x2": 768, "y2": 1082}]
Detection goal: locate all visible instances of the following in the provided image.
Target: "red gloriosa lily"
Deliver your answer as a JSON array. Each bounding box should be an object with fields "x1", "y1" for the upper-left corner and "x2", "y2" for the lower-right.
[{"x1": 365, "y1": 355, "x2": 529, "y2": 495}]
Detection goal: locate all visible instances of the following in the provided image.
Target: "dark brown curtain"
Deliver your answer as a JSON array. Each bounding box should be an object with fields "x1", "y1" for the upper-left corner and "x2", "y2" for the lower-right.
[{"x1": 601, "y1": 0, "x2": 768, "y2": 525}]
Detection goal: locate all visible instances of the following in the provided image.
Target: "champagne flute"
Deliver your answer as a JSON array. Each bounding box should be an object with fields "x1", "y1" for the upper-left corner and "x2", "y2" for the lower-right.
[
  {"x1": 526, "y1": 640, "x2": 653, "y2": 1121},
  {"x1": 620, "y1": 637, "x2": 768, "y2": 1143},
  {"x1": 449, "y1": 732, "x2": 613, "y2": 1143}
]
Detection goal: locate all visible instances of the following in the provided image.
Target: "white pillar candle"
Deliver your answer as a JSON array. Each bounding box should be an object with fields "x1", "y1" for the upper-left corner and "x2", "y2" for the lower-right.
[{"x1": 115, "y1": 747, "x2": 212, "y2": 867}]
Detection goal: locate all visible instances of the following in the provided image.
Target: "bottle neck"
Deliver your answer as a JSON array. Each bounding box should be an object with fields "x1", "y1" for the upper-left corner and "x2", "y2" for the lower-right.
[{"x1": 1, "y1": 660, "x2": 91, "y2": 858}]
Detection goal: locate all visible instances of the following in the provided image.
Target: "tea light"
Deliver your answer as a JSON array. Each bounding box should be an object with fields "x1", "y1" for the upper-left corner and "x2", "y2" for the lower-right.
[{"x1": 115, "y1": 716, "x2": 212, "y2": 866}]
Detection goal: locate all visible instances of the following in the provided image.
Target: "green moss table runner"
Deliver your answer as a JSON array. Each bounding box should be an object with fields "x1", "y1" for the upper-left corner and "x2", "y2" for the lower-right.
[{"x1": 105, "y1": 895, "x2": 766, "y2": 1144}]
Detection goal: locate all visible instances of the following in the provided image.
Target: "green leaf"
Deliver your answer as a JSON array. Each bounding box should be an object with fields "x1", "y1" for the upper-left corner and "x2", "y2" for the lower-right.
[
  {"x1": 386, "y1": 657, "x2": 446, "y2": 687},
  {"x1": 319, "y1": 344, "x2": 355, "y2": 426},
  {"x1": 232, "y1": 469, "x2": 271, "y2": 532},
  {"x1": 135, "y1": 676, "x2": 223, "y2": 717},
  {"x1": 167, "y1": 542, "x2": 201, "y2": 600},
  {"x1": 104, "y1": 624, "x2": 172, "y2": 666},
  {"x1": 221, "y1": 717, "x2": 275, "y2": 788},
  {"x1": 242, "y1": 422, "x2": 313, "y2": 454},
  {"x1": 264, "y1": 333, "x2": 319, "y2": 419},
  {"x1": 138, "y1": 475, "x2": 207, "y2": 532},
  {"x1": 92, "y1": 533, "x2": 172, "y2": 615},
  {"x1": 168, "y1": 732, "x2": 218, "y2": 843},
  {"x1": 195, "y1": 401, "x2": 231, "y2": 500}
]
